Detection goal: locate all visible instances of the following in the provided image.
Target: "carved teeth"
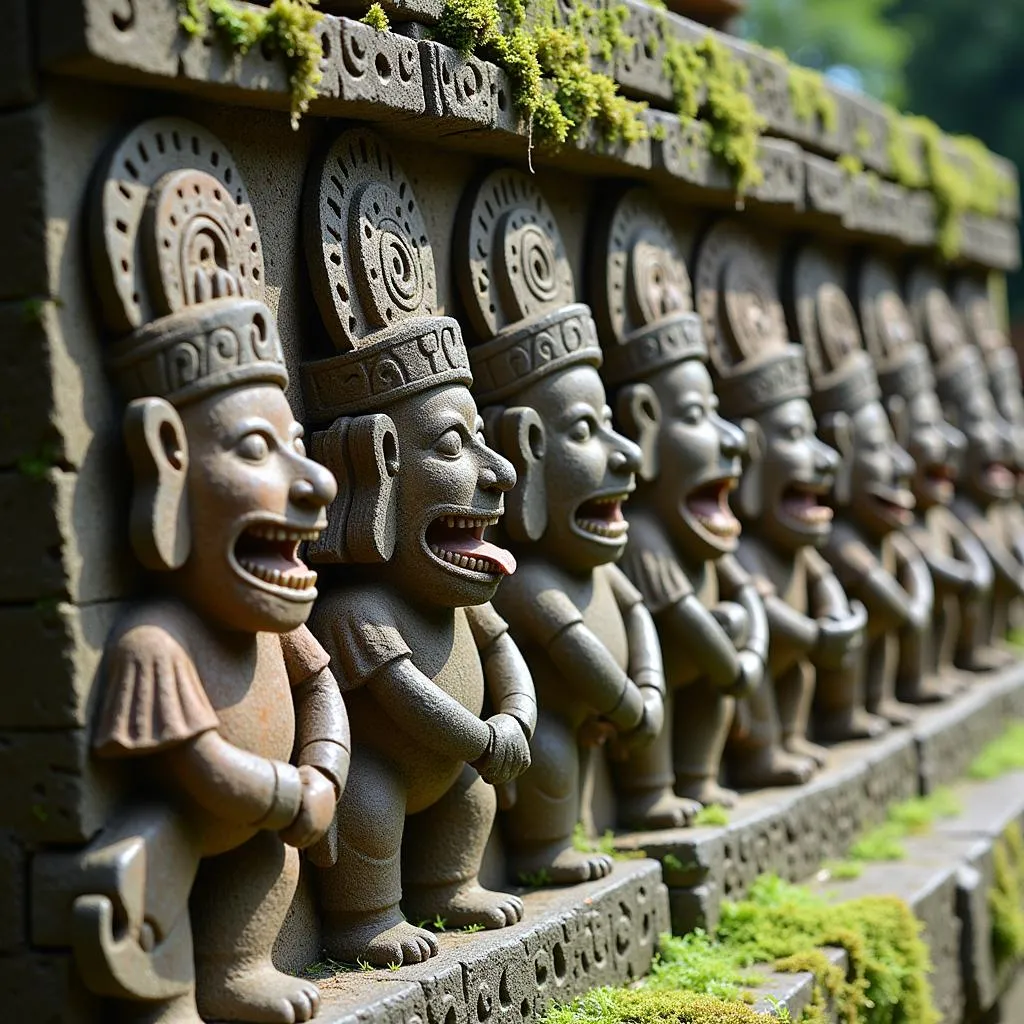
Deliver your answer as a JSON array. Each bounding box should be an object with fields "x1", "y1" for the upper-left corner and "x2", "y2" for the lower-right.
[
  {"x1": 247, "y1": 524, "x2": 320, "y2": 542},
  {"x1": 439, "y1": 514, "x2": 499, "y2": 529},
  {"x1": 428, "y1": 543, "x2": 499, "y2": 574},
  {"x1": 576, "y1": 518, "x2": 628, "y2": 539},
  {"x1": 239, "y1": 559, "x2": 318, "y2": 591}
]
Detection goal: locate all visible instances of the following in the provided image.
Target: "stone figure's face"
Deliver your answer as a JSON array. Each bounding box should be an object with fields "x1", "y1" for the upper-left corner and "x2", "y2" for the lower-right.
[
  {"x1": 903, "y1": 391, "x2": 964, "y2": 511},
  {"x1": 523, "y1": 365, "x2": 642, "y2": 573},
  {"x1": 647, "y1": 358, "x2": 745, "y2": 561},
  {"x1": 176, "y1": 384, "x2": 338, "y2": 634},
  {"x1": 956, "y1": 386, "x2": 1017, "y2": 506},
  {"x1": 753, "y1": 397, "x2": 837, "y2": 551},
  {"x1": 392, "y1": 384, "x2": 518, "y2": 607},
  {"x1": 848, "y1": 401, "x2": 916, "y2": 538}
]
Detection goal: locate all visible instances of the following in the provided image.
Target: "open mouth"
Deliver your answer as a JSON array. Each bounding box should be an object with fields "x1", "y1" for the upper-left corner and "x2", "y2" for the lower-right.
[
  {"x1": 574, "y1": 493, "x2": 630, "y2": 541},
  {"x1": 685, "y1": 477, "x2": 741, "y2": 539},
  {"x1": 425, "y1": 513, "x2": 517, "y2": 576},
  {"x1": 867, "y1": 483, "x2": 916, "y2": 526},
  {"x1": 923, "y1": 463, "x2": 956, "y2": 502},
  {"x1": 779, "y1": 482, "x2": 834, "y2": 528},
  {"x1": 233, "y1": 522, "x2": 320, "y2": 595},
  {"x1": 984, "y1": 463, "x2": 1017, "y2": 494}
]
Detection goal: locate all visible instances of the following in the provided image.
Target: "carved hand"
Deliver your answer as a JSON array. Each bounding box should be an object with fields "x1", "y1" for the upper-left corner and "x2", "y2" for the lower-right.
[
  {"x1": 617, "y1": 685, "x2": 664, "y2": 753},
  {"x1": 814, "y1": 600, "x2": 866, "y2": 670},
  {"x1": 471, "y1": 713, "x2": 532, "y2": 786},
  {"x1": 278, "y1": 765, "x2": 337, "y2": 849},
  {"x1": 724, "y1": 649, "x2": 761, "y2": 699}
]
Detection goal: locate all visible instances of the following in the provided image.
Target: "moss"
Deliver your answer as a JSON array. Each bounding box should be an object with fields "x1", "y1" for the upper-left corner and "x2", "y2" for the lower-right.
[
  {"x1": 854, "y1": 124, "x2": 874, "y2": 155},
  {"x1": 848, "y1": 787, "x2": 961, "y2": 863},
  {"x1": 648, "y1": 929, "x2": 765, "y2": 1002},
  {"x1": 990, "y1": 822, "x2": 1024, "y2": 966},
  {"x1": 787, "y1": 64, "x2": 837, "y2": 134},
  {"x1": 662, "y1": 33, "x2": 704, "y2": 121},
  {"x1": 837, "y1": 154, "x2": 863, "y2": 178},
  {"x1": 969, "y1": 721, "x2": 1024, "y2": 780},
  {"x1": 16, "y1": 441, "x2": 62, "y2": 480},
  {"x1": 886, "y1": 115, "x2": 927, "y2": 190},
  {"x1": 178, "y1": 0, "x2": 323, "y2": 127},
  {"x1": 544, "y1": 986, "x2": 777, "y2": 1024},
  {"x1": 361, "y1": 2, "x2": 390, "y2": 30},
  {"x1": 572, "y1": 822, "x2": 647, "y2": 860},
  {"x1": 434, "y1": 0, "x2": 646, "y2": 149},
  {"x1": 694, "y1": 803, "x2": 729, "y2": 827},
  {"x1": 821, "y1": 860, "x2": 864, "y2": 881}
]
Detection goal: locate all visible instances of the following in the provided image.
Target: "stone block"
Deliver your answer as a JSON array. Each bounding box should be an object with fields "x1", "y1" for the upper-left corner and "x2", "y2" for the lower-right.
[
  {"x1": 615, "y1": 0, "x2": 690, "y2": 104},
  {"x1": 0, "y1": 0, "x2": 37, "y2": 108},
  {"x1": 649, "y1": 112, "x2": 732, "y2": 192},
  {"x1": 0, "y1": 600, "x2": 120, "y2": 731},
  {"x1": 0, "y1": 830, "x2": 26, "y2": 952},
  {"x1": 0, "y1": 727, "x2": 115, "y2": 845},
  {"x1": 0, "y1": 950, "x2": 100, "y2": 1023},
  {"x1": 837, "y1": 89, "x2": 891, "y2": 176},
  {"x1": 667, "y1": 882, "x2": 719, "y2": 936},
  {"x1": 315, "y1": 862, "x2": 667, "y2": 1024},
  {"x1": 326, "y1": 18, "x2": 425, "y2": 120},
  {"x1": 0, "y1": 106, "x2": 47, "y2": 302},
  {"x1": 901, "y1": 189, "x2": 937, "y2": 248},
  {"x1": 178, "y1": 18, "x2": 293, "y2": 99},
  {"x1": 416, "y1": 40, "x2": 496, "y2": 135},
  {"x1": 843, "y1": 174, "x2": 905, "y2": 239},
  {"x1": 803, "y1": 154, "x2": 850, "y2": 220},
  {"x1": 0, "y1": 468, "x2": 134, "y2": 604},
  {"x1": 749, "y1": 947, "x2": 848, "y2": 1022},
  {"x1": 958, "y1": 214, "x2": 1022, "y2": 273},
  {"x1": 320, "y1": 0, "x2": 444, "y2": 23},
  {"x1": 748, "y1": 137, "x2": 804, "y2": 208}
]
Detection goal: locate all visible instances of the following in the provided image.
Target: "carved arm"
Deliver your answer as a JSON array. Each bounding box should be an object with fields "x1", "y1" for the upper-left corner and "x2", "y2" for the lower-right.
[
  {"x1": 655, "y1": 594, "x2": 741, "y2": 691},
  {"x1": 292, "y1": 665, "x2": 351, "y2": 799},
  {"x1": 479, "y1": 631, "x2": 538, "y2": 740},
  {"x1": 889, "y1": 532, "x2": 933, "y2": 629}
]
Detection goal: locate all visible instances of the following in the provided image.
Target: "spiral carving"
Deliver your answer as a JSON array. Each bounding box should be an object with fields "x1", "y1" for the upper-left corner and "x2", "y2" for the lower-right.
[
  {"x1": 306, "y1": 129, "x2": 437, "y2": 352},
  {"x1": 721, "y1": 254, "x2": 785, "y2": 364},
  {"x1": 456, "y1": 168, "x2": 574, "y2": 340},
  {"x1": 815, "y1": 282, "x2": 861, "y2": 370}
]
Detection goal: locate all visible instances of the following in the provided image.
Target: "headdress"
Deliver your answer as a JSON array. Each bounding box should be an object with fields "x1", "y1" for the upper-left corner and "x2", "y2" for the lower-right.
[{"x1": 92, "y1": 118, "x2": 286, "y2": 404}]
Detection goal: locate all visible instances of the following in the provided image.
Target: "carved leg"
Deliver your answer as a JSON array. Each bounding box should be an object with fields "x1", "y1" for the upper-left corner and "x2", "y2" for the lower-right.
[
  {"x1": 313, "y1": 750, "x2": 438, "y2": 967},
  {"x1": 863, "y1": 632, "x2": 917, "y2": 725},
  {"x1": 613, "y1": 687, "x2": 700, "y2": 829},
  {"x1": 726, "y1": 667, "x2": 815, "y2": 789},
  {"x1": 191, "y1": 832, "x2": 320, "y2": 1023},
  {"x1": 402, "y1": 765, "x2": 524, "y2": 929},
  {"x1": 895, "y1": 616, "x2": 955, "y2": 703},
  {"x1": 674, "y1": 676, "x2": 738, "y2": 807},
  {"x1": 812, "y1": 657, "x2": 889, "y2": 742},
  {"x1": 502, "y1": 708, "x2": 613, "y2": 884},
  {"x1": 956, "y1": 588, "x2": 1013, "y2": 671},
  {"x1": 777, "y1": 661, "x2": 828, "y2": 766}
]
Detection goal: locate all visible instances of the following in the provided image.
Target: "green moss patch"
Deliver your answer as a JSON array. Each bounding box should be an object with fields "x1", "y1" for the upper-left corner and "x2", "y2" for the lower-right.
[
  {"x1": 179, "y1": 0, "x2": 323, "y2": 126},
  {"x1": 361, "y1": 2, "x2": 389, "y2": 31},
  {"x1": 969, "y1": 721, "x2": 1024, "y2": 780},
  {"x1": 787, "y1": 63, "x2": 837, "y2": 135},
  {"x1": 847, "y1": 788, "x2": 961, "y2": 864},
  {"x1": 693, "y1": 803, "x2": 729, "y2": 826},
  {"x1": 990, "y1": 822, "x2": 1024, "y2": 967},
  {"x1": 542, "y1": 875, "x2": 937, "y2": 1024}
]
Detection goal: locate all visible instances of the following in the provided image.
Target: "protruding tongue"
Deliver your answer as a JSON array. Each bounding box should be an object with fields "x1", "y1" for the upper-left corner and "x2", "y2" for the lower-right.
[{"x1": 445, "y1": 534, "x2": 518, "y2": 575}]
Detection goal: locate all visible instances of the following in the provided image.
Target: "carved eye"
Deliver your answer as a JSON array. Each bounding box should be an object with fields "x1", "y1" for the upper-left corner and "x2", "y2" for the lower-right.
[
  {"x1": 569, "y1": 417, "x2": 594, "y2": 443},
  {"x1": 237, "y1": 432, "x2": 270, "y2": 462},
  {"x1": 679, "y1": 403, "x2": 705, "y2": 426},
  {"x1": 435, "y1": 428, "x2": 464, "y2": 458},
  {"x1": 785, "y1": 424, "x2": 805, "y2": 441}
]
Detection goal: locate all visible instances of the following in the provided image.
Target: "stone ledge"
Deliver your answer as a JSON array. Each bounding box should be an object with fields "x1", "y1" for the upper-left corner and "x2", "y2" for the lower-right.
[
  {"x1": 614, "y1": 663, "x2": 1024, "y2": 936},
  {"x1": 311, "y1": 861, "x2": 669, "y2": 1024},
  {"x1": 749, "y1": 947, "x2": 847, "y2": 1022}
]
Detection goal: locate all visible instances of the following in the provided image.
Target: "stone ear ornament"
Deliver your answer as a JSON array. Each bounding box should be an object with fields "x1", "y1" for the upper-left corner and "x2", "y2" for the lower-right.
[
  {"x1": 484, "y1": 406, "x2": 549, "y2": 542},
  {"x1": 615, "y1": 383, "x2": 662, "y2": 481},
  {"x1": 819, "y1": 410, "x2": 855, "y2": 506},
  {"x1": 734, "y1": 417, "x2": 765, "y2": 519}
]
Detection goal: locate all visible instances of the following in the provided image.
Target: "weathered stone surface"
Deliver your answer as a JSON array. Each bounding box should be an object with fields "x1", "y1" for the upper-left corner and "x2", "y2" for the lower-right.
[
  {"x1": 327, "y1": 18, "x2": 425, "y2": 118},
  {"x1": 803, "y1": 153, "x2": 850, "y2": 219},
  {"x1": 0, "y1": 950, "x2": 101, "y2": 1023},
  {"x1": 748, "y1": 137, "x2": 805, "y2": 207},
  {"x1": 836, "y1": 89, "x2": 891, "y2": 176},
  {"x1": 649, "y1": 112, "x2": 730, "y2": 191},
  {"x1": 416, "y1": 40, "x2": 497, "y2": 134},
  {"x1": 0, "y1": 601, "x2": 120, "y2": 730},
  {"x1": 958, "y1": 214, "x2": 1022, "y2": 272},
  {"x1": 614, "y1": 0, "x2": 687, "y2": 104},
  {"x1": 750, "y1": 948, "x2": 847, "y2": 1022},
  {"x1": 0, "y1": 106, "x2": 46, "y2": 302},
  {"x1": 314, "y1": 862, "x2": 669, "y2": 1024},
  {"x1": 0, "y1": 468, "x2": 133, "y2": 604},
  {"x1": 843, "y1": 174, "x2": 905, "y2": 239},
  {"x1": 913, "y1": 665, "x2": 1024, "y2": 793},
  {"x1": 0, "y1": 0, "x2": 37, "y2": 108},
  {"x1": 321, "y1": 0, "x2": 444, "y2": 24}
]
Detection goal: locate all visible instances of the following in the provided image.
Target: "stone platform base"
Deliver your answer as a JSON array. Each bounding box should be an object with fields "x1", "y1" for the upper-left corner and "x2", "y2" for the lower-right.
[
  {"x1": 311, "y1": 861, "x2": 669, "y2": 1024},
  {"x1": 613, "y1": 662, "x2": 1024, "y2": 935}
]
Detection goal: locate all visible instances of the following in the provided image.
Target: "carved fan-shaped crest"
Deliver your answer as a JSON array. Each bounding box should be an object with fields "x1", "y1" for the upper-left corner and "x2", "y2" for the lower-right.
[
  {"x1": 92, "y1": 118, "x2": 263, "y2": 334},
  {"x1": 590, "y1": 187, "x2": 693, "y2": 345},
  {"x1": 857, "y1": 256, "x2": 917, "y2": 368},
  {"x1": 455, "y1": 168, "x2": 575, "y2": 341},
  {"x1": 906, "y1": 266, "x2": 968, "y2": 368},
  {"x1": 694, "y1": 220, "x2": 788, "y2": 379},
  {"x1": 953, "y1": 276, "x2": 1006, "y2": 361},
  {"x1": 305, "y1": 129, "x2": 438, "y2": 352}
]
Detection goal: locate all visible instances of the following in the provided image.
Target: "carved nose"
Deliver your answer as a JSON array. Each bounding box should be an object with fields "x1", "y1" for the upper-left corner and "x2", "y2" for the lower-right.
[
  {"x1": 291, "y1": 459, "x2": 338, "y2": 508},
  {"x1": 893, "y1": 444, "x2": 916, "y2": 480},
  {"x1": 714, "y1": 413, "x2": 746, "y2": 459},
  {"x1": 815, "y1": 439, "x2": 840, "y2": 473},
  {"x1": 481, "y1": 449, "x2": 517, "y2": 492},
  {"x1": 942, "y1": 421, "x2": 966, "y2": 457},
  {"x1": 609, "y1": 434, "x2": 643, "y2": 475}
]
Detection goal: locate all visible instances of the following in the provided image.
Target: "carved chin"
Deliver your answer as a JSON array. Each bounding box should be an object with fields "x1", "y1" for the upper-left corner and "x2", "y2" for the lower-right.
[
  {"x1": 231, "y1": 521, "x2": 320, "y2": 599},
  {"x1": 572, "y1": 493, "x2": 630, "y2": 544}
]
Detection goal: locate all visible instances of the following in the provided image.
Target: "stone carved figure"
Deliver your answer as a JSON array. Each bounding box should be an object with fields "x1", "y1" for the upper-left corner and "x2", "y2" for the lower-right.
[
  {"x1": 954, "y1": 274, "x2": 1024, "y2": 635},
  {"x1": 790, "y1": 244, "x2": 922, "y2": 730},
  {"x1": 301, "y1": 131, "x2": 537, "y2": 966},
  {"x1": 909, "y1": 267, "x2": 1023, "y2": 657},
  {"x1": 590, "y1": 189, "x2": 774, "y2": 813},
  {"x1": 693, "y1": 221, "x2": 866, "y2": 764},
  {"x1": 455, "y1": 169, "x2": 666, "y2": 880},
  {"x1": 858, "y1": 255, "x2": 992, "y2": 682},
  {"x1": 72, "y1": 119, "x2": 351, "y2": 1024}
]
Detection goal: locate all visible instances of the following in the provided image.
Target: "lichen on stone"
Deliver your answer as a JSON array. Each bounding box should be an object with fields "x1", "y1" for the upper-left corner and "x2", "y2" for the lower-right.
[
  {"x1": 178, "y1": 0, "x2": 324, "y2": 127},
  {"x1": 786, "y1": 63, "x2": 837, "y2": 135}
]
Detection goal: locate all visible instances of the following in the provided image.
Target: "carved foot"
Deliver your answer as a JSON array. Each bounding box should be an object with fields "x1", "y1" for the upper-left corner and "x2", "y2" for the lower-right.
[
  {"x1": 617, "y1": 789, "x2": 700, "y2": 830},
  {"x1": 196, "y1": 963, "x2": 320, "y2": 1023},
  {"x1": 896, "y1": 677, "x2": 958, "y2": 703},
  {"x1": 956, "y1": 646, "x2": 1015, "y2": 672},
  {"x1": 783, "y1": 735, "x2": 829, "y2": 768},
  {"x1": 729, "y1": 748, "x2": 815, "y2": 789},
  {"x1": 814, "y1": 708, "x2": 890, "y2": 743},
  {"x1": 511, "y1": 844, "x2": 614, "y2": 885},
  {"x1": 675, "y1": 777, "x2": 739, "y2": 809},
  {"x1": 322, "y1": 910, "x2": 439, "y2": 967},
  {"x1": 404, "y1": 883, "x2": 524, "y2": 931},
  {"x1": 870, "y1": 698, "x2": 917, "y2": 727}
]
